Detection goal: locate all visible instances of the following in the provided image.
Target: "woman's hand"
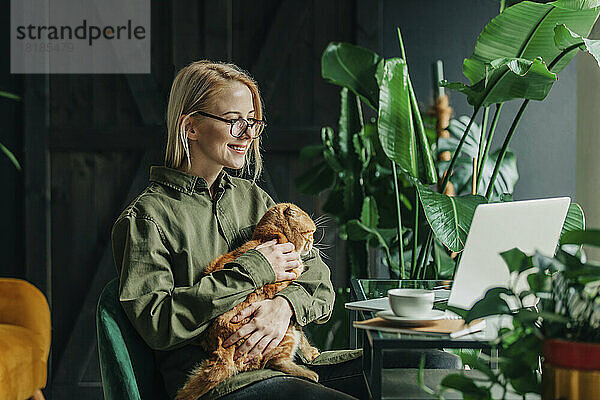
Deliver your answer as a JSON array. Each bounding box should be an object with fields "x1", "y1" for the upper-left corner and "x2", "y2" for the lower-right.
[
  {"x1": 255, "y1": 240, "x2": 301, "y2": 282},
  {"x1": 223, "y1": 297, "x2": 294, "y2": 361}
]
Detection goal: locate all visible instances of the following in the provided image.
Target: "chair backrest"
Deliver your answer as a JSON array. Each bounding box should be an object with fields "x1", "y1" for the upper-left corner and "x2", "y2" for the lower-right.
[{"x1": 96, "y1": 278, "x2": 168, "y2": 400}]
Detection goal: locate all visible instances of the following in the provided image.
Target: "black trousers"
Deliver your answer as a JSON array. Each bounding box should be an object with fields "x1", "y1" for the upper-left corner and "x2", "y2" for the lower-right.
[
  {"x1": 216, "y1": 349, "x2": 461, "y2": 400},
  {"x1": 218, "y1": 356, "x2": 367, "y2": 400}
]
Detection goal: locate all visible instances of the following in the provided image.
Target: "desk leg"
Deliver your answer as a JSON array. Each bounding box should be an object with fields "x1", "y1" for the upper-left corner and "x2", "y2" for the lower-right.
[
  {"x1": 362, "y1": 332, "x2": 382, "y2": 400},
  {"x1": 350, "y1": 310, "x2": 357, "y2": 349},
  {"x1": 371, "y1": 346, "x2": 382, "y2": 400}
]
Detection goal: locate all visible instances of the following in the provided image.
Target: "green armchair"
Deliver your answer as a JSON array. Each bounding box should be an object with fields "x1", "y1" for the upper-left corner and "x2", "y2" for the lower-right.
[{"x1": 96, "y1": 278, "x2": 169, "y2": 400}]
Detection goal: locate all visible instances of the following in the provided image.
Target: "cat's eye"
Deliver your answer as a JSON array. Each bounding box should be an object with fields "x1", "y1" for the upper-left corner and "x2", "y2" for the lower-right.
[{"x1": 284, "y1": 207, "x2": 298, "y2": 217}]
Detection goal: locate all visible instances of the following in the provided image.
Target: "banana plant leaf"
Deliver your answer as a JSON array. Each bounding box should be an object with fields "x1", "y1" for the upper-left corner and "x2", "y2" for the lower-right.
[
  {"x1": 321, "y1": 42, "x2": 383, "y2": 110},
  {"x1": 443, "y1": 57, "x2": 557, "y2": 106},
  {"x1": 437, "y1": 116, "x2": 519, "y2": 199},
  {"x1": 561, "y1": 229, "x2": 600, "y2": 247},
  {"x1": 1, "y1": 142, "x2": 21, "y2": 170},
  {"x1": 1, "y1": 89, "x2": 22, "y2": 170},
  {"x1": 415, "y1": 181, "x2": 487, "y2": 252},
  {"x1": 463, "y1": 1, "x2": 599, "y2": 84},
  {"x1": 0, "y1": 91, "x2": 20, "y2": 100},
  {"x1": 554, "y1": 0, "x2": 600, "y2": 10},
  {"x1": 378, "y1": 58, "x2": 437, "y2": 184},
  {"x1": 560, "y1": 203, "x2": 585, "y2": 244},
  {"x1": 554, "y1": 24, "x2": 600, "y2": 67}
]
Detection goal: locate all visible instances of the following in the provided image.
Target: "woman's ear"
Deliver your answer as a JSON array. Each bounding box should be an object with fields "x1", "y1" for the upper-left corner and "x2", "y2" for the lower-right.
[{"x1": 179, "y1": 114, "x2": 198, "y2": 141}]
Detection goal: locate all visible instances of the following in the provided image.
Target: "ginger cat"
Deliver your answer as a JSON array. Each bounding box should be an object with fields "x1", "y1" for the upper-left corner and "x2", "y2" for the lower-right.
[{"x1": 175, "y1": 203, "x2": 321, "y2": 400}]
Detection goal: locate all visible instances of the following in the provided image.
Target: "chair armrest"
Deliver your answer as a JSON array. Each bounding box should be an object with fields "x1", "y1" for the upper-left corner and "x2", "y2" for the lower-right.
[{"x1": 0, "y1": 278, "x2": 51, "y2": 357}]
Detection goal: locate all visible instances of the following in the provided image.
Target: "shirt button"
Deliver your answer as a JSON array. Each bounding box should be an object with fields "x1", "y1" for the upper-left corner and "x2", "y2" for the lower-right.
[{"x1": 302, "y1": 316, "x2": 307, "y2": 323}]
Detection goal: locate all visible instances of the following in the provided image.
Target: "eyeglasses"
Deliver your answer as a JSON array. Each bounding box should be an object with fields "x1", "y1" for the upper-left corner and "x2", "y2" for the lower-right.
[{"x1": 193, "y1": 110, "x2": 266, "y2": 139}]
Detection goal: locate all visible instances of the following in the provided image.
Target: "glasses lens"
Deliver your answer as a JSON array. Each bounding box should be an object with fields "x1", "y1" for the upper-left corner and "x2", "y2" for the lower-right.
[
  {"x1": 252, "y1": 121, "x2": 265, "y2": 138},
  {"x1": 231, "y1": 119, "x2": 248, "y2": 138}
]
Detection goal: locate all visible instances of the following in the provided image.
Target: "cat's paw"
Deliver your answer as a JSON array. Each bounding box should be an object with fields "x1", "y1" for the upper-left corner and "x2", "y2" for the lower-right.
[
  {"x1": 303, "y1": 346, "x2": 320, "y2": 363},
  {"x1": 304, "y1": 369, "x2": 319, "y2": 382}
]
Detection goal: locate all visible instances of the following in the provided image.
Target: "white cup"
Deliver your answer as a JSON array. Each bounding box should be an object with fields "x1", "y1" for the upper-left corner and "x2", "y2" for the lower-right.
[{"x1": 387, "y1": 288, "x2": 435, "y2": 317}]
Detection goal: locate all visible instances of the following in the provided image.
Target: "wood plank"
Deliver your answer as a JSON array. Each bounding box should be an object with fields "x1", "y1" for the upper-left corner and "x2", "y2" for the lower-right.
[
  {"x1": 125, "y1": 75, "x2": 165, "y2": 126},
  {"x1": 203, "y1": 1, "x2": 229, "y2": 61},
  {"x1": 24, "y1": 76, "x2": 51, "y2": 296},
  {"x1": 171, "y1": 0, "x2": 202, "y2": 71},
  {"x1": 52, "y1": 149, "x2": 162, "y2": 386},
  {"x1": 251, "y1": 0, "x2": 310, "y2": 109},
  {"x1": 49, "y1": 126, "x2": 165, "y2": 151}
]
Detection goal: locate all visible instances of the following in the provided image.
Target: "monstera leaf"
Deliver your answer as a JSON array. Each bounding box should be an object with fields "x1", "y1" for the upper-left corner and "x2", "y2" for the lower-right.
[
  {"x1": 321, "y1": 42, "x2": 383, "y2": 110},
  {"x1": 437, "y1": 116, "x2": 519, "y2": 199},
  {"x1": 415, "y1": 181, "x2": 487, "y2": 252}
]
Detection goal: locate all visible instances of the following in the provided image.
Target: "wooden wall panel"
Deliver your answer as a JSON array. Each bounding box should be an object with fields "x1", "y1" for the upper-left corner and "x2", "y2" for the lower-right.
[{"x1": 41, "y1": 1, "x2": 358, "y2": 397}]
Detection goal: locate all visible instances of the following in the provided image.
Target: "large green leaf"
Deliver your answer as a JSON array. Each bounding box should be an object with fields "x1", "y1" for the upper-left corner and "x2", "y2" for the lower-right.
[
  {"x1": 321, "y1": 42, "x2": 383, "y2": 110},
  {"x1": 554, "y1": 24, "x2": 600, "y2": 67},
  {"x1": 0, "y1": 91, "x2": 20, "y2": 100},
  {"x1": 443, "y1": 57, "x2": 557, "y2": 106},
  {"x1": 559, "y1": 203, "x2": 585, "y2": 244},
  {"x1": 464, "y1": 287, "x2": 514, "y2": 323},
  {"x1": 337, "y1": 88, "x2": 363, "y2": 175},
  {"x1": 561, "y1": 229, "x2": 600, "y2": 247},
  {"x1": 360, "y1": 196, "x2": 379, "y2": 228},
  {"x1": 377, "y1": 58, "x2": 417, "y2": 177},
  {"x1": 463, "y1": 1, "x2": 599, "y2": 84},
  {"x1": 437, "y1": 116, "x2": 519, "y2": 199},
  {"x1": 553, "y1": 0, "x2": 600, "y2": 10},
  {"x1": 415, "y1": 181, "x2": 487, "y2": 252},
  {"x1": 1, "y1": 141, "x2": 22, "y2": 170},
  {"x1": 500, "y1": 248, "x2": 533, "y2": 273}
]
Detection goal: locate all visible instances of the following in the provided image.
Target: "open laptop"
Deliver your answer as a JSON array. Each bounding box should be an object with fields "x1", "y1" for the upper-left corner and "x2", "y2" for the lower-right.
[{"x1": 346, "y1": 197, "x2": 571, "y2": 313}]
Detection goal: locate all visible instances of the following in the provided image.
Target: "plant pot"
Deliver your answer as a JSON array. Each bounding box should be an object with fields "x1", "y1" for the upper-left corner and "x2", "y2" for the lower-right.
[{"x1": 542, "y1": 338, "x2": 600, "y2": 400}]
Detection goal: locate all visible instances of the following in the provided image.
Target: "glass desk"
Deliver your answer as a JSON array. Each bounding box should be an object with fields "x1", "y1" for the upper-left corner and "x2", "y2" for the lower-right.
[{"x1": 350, "y1": 279, "x2": 497, "y2": 400}]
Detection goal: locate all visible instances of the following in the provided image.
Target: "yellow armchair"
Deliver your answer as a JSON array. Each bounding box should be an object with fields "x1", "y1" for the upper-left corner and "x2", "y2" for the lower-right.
[{"x1": 0, "y1": 278, "x2": 51, "y2": 400}]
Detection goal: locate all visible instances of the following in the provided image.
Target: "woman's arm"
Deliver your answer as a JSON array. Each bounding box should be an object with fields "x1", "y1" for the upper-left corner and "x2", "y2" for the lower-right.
[
  {"x1": 260, "y1": 190, "x2": 336, "y2": 326},
  {"x1": 111, "y1": 214, "x2": 276, "y2": 351},
  {"x1": 275, "y1": 248, "x2": 335, "y2": 326}
]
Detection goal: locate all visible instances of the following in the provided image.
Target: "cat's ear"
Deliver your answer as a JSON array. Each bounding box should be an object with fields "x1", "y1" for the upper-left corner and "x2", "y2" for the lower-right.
[{"x1": 284, "y1": 205, "x2": 298, "y2": 218}]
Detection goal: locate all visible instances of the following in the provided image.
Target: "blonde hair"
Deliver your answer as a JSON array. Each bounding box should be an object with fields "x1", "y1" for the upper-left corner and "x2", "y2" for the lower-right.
[{"x1": 165, "y1": 60, "x2": 264, "y2": 180}]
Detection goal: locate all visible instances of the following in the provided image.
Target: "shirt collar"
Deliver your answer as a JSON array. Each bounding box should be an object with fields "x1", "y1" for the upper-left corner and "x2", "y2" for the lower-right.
[{"x1": 149, "y1": 166, "x2": 236, "y2": 195}]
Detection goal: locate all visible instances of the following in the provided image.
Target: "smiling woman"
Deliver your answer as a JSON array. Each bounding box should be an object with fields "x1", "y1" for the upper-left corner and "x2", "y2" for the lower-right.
[{"x1": 110, "y1": 60, "x2": 365, "y2": 400}]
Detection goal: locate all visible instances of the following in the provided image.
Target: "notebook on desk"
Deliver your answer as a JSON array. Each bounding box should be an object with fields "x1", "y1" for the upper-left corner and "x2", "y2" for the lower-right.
[{"x1": 346, "y1": 197, "x2": 571, "y2": 315}]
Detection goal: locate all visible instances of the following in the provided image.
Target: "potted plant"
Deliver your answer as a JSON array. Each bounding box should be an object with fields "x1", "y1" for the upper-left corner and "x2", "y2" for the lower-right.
[
  {"x1": 425, "y1": 229, "x2": 600, "y2": 399},
  {"x1": 296, "y1": 0, "x2": 598, "y2": 281}
]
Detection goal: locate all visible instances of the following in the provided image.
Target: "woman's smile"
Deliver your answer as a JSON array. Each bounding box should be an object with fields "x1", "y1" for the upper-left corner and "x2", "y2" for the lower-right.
[{"x1": 227, "y1": 143, "x2": 249, "y2": 154}]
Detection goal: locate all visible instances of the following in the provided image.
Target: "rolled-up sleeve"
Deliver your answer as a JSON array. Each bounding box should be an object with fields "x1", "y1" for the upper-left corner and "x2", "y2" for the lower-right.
[
  {"x1": 111, "y1": 214, "x2": 276, "y2": 351},
  {"x1": 275, "y1": 247, "x2": 335, "y2": 327}
]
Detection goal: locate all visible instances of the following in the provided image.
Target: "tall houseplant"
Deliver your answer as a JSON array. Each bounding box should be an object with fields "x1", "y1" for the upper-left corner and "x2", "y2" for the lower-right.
[{"x1": 297, "y1": 0, "x2": 599, "y2": 281}]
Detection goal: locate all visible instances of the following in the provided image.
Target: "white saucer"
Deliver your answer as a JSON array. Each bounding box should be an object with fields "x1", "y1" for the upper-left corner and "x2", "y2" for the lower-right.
[{"x1": 376, "y1": 309, "x2": 447, "y2": 324}]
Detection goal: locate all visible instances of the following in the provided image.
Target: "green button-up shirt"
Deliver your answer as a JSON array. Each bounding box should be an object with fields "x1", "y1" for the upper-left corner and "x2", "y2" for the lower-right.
[{"x1": 111, "y1": 166, "x2": 335, "y2": 399}]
